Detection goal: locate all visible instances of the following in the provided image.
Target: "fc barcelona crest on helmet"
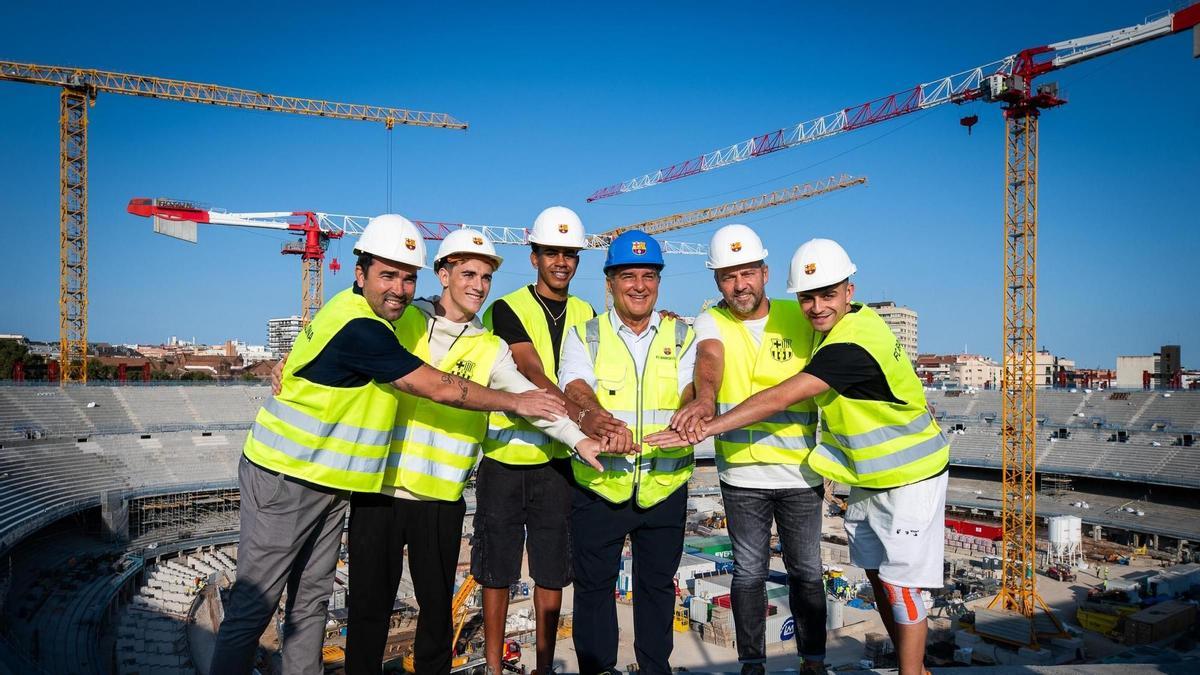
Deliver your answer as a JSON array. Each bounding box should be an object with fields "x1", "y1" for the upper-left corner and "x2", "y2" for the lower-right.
[
  {"x1": 730, "y1": 241, "x2": 742, "y2": 253},
  {"x1": 804, "y1": 262, "x2": 816, "y2": 275},
  {"x1": 770, "y1": 337, "x2": 793, "y2": 362},
  {"x1": 558, "y1": 223, "x2": 571, "y2": 233},
  {"x1": 451, "y1": 359, "x2": 475, "y2": 379},
  {"x1": 472, "y1": 236, "x2": 484, "y2": 246},
  {"x1": 405, "y1": 238, "x2": 417, "y2": 251},
  {"x1": 631, "y1": 241, "x2": 647, "y2": 255}
]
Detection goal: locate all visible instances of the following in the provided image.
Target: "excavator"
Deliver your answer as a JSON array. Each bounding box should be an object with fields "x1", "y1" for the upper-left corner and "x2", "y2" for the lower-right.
[{"x1": 400, "y1": 575, "x2": 522, "y2": 674}]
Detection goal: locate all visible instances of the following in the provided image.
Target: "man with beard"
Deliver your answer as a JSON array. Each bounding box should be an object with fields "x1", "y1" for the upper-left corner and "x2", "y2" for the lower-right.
[
  {"x1": 649, "y1": 238, "x2": 950, "y2": 675},
  {"x1": 212, "y1": 215, "x2": 565, "y2": 675},
  {"x1": 669, "y1": 224, "x2": 827, "y2": 674},
  {"x1": 346, "y1": 228, "x2": 606, "y2": 675}
]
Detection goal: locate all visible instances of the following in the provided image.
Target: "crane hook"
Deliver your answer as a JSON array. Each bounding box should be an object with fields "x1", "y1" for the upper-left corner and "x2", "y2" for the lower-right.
[{"x1": 960, "y1": 115, "x2": 979, "y2": 135}]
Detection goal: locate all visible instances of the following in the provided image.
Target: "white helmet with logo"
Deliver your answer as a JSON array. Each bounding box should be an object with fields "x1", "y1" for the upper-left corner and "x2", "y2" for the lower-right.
[
  {"x1": 786, "y1": 238, "x2": 857, "y2": 293},
  {"x1": 528, "y1": 206, "x2": 587, "y2": 249},
  {"x1": 706, "y1": 223, "x2": 768, "y2": 270},
  {"x1": 354, "y1": 214, "x2": 428, "y2": 269},
  {"x1": 434, "y1": 227, "x2": 503, "y2": 269}
]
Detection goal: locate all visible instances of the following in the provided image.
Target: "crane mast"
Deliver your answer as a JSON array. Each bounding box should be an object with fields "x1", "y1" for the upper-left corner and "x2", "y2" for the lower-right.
[
  {"x1": 1, "y1": 60, "x2": 467, "y2": 382},
  {"x1": 582, "y1": 4, "x2": 1200, "y2": 649}
]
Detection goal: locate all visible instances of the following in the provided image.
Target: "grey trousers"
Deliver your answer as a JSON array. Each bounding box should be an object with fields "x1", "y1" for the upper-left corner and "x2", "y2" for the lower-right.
[{"x1": 209, "y1": 455, "x2": 348, "y2": 675}]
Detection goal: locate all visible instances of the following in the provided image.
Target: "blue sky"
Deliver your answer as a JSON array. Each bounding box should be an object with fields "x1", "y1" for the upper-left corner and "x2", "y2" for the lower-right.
[{"x1": 1, "y1": 1, "x2": 1196, "y2": 368}]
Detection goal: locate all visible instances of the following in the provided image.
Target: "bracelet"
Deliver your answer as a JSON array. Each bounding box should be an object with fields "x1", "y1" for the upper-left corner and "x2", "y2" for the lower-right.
[{"x1": 577, "y1": 408, "x2": 591, "y2": 424}]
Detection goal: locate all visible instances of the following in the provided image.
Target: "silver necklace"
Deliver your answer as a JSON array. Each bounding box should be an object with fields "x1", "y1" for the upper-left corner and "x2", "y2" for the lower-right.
[{"x1": 532, "y1": 286, "x2": 567, "y2": 324}]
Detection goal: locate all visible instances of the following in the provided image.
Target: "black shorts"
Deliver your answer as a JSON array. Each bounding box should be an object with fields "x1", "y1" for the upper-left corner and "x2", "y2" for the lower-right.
[{"x1": 470, "y1": 456, "x2": 574, "y2": 589}]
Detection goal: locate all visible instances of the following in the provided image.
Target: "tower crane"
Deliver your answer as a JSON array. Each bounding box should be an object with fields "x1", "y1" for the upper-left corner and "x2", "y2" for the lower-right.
[
  {"x1": 585, "y1": 5, "x2": 1200, "y2": 649},
  {"x1": 0, "y1": 60, "x2": 467, "y2": 383},
  {"x1": 593, "y1": 174, "x2": 865, "y2": 241},
  {"x1": 126, "y1": 198, "x2": 708, "y2": 324}
]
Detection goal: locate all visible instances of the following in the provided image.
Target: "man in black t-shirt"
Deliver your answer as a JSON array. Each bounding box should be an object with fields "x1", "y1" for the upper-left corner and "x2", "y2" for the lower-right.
[{"x1": 475, "y1": 207, "x2": 625, "y2": 675}]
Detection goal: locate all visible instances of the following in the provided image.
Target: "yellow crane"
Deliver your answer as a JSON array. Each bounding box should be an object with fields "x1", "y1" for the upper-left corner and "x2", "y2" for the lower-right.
[
  {"x1": 0, "y1": 60, "x2": 467, "y2": 383},
  {"x1": 598, "y1": 173, "x2": 865, "y2": 241}
]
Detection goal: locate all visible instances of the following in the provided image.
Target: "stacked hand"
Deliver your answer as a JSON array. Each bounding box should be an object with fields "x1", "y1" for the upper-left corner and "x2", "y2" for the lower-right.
[
  {"x1": 513, "y1": 389, "x2": 568, "y2": 421},
  {"x1": 668, "y1": 398, "x2": 714, "y2": 445},
  {"x1": 643, "y1": 424, "x2": 708, "y2": 448},
  {"x1": 573, "y1": 436, "x2": 639, "y2": 472}
]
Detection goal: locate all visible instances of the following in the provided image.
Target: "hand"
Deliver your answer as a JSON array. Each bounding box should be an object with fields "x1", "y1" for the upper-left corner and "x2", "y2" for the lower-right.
[
  {"x1": 602, "y1": 427, "x2": 639, "y2": 456},
  {"x1": 512, "y1": 389, "x2": 568, "y2": 421},
  {"x1": 270, "y1": 353, "x2": 289, "y2": 395},
  {"x1": 580, "y1": 407, "x2": 629, "y2": 441},
  {"x1": 644, "y1": 427, "x2": 700, "y2": 449},
  {"x1": 657, "y1": 308, "x2": 681, "y2": 321},
  {"x1": 573, "y1": 438, "x2": 606, "y2": 472},
  {"x1": 670, "y1": 398, "x2": 715, "y2": 438}
]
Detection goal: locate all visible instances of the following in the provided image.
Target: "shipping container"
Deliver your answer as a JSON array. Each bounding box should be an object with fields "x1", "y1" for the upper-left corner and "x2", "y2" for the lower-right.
[
  {"x1": 1123, "y1": 600, "x2": 1196, "y2": 645},
  {"x1": 945, "y1": 518, "x2": 1003, "y2": 541}
]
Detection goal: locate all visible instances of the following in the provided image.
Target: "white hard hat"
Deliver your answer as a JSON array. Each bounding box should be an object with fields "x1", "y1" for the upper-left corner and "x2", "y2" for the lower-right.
[
  {"x1": 354, "y1": 214, "x2": 428, "y2": 269},
  {"x1": 528, "y1": 206, "x2": 587, "y2": 249},
  {"x1": 786, "y1": 238, "x2": 857, "y2": 293},
  {"x1": 434, "y1": 227, "x2": 503, "y2": 269},
  {"x1": 706, "y1": 224, "x2": 768, "y2": 270}
]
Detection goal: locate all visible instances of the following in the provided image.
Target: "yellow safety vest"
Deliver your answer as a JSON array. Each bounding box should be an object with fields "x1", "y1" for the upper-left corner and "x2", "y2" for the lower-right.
[
  {"x1": 481, "y1": 286, "x2": 592, "y2": 465},
  {"x1": 807, "y1": 303, "x2": 949, "y2": 489},
  {"x1": 710, "y1": 299, "x2": 818, "y2": 464},
  {"x1": 571, "y1": 313, "x2": 694, "y2": 508},
  {"x1": 243, "y1": 288, "x2": 398, "y2": 492},
  {"x1": 384, "y1": 306, "x2": 501, "y2": 501}
]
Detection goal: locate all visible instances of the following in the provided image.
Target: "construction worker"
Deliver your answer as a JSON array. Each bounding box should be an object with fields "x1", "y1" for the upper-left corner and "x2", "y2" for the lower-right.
[
  {"x1": 558, "y1": 231, "x2": 697, "y2": 675},
  {"x1": 647, "y1": 238, "x2": 950, "y2": 675},
  {"x1": 668, "y1": 224, "x2": 827, "y2": 675},
  {"x1": 476, "y1": 206, "x2": 617, "y2": 675},
  {"x1": 211, "y1": 215, "x2": 565, "y2": 675},
  {"x1": 345, "y1": 228, "x2": 605, "y2": 675}
]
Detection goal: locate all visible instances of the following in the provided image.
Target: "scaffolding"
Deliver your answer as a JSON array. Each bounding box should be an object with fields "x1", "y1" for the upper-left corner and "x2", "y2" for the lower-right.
[{"x1": 128, "y1": 489, "x2": 240, "y2": 540}]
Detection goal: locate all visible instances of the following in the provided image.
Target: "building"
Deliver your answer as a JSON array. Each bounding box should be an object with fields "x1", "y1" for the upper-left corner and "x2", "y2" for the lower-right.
[
  {"x1": 1035, "y1": 349, "x2": 1075, "y2": 389},
  {"x1": 267, "y1": 316, "x2": 303, "y2": 358},
  {"x1": 866, "y1": 301, "x2": 918, "y2": 363},
  {"x1": 916, "y1": 353, "x2": 999, "y2": 389},
  {"x1": 915, "y1": 354, "x2": 956, "y2": 387},
  {"x1": 950, "y1": 354, "x2": 1001, "y2": 389},
  {"x1": 1117, "y1": 345, "x2": 1185, "y2": 389}
]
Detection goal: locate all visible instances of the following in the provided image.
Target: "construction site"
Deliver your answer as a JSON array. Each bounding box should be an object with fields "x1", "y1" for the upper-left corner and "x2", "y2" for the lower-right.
[{"x1": 2, "y1": 2, "x2": 1199, "y2": 674}]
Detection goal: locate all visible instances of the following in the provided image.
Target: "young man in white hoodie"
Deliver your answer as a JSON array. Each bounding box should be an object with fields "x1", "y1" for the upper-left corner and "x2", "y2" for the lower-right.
[{"x1": 345, "y1": 229, "x2": 610, "y2": 675}]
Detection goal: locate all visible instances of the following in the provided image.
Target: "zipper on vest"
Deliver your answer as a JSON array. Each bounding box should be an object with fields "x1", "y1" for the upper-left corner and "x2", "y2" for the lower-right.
[{"x1": 613, "y1": 326, "x2": 646, "y2": 503}]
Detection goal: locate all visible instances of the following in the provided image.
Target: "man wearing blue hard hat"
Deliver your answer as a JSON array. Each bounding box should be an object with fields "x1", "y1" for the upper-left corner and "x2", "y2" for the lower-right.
[{"x1": 558, "y1": 230, "x2": 697, "y2": 675}]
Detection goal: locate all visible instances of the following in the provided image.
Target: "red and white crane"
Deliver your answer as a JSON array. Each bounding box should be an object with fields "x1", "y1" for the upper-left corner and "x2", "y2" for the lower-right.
[
  {"x1": 587, "y1": 5, "x2": 1199, "y2": 201},
  {"x1": 585, "y1": 3, "x2": 1199, "y2": 651},
  {"x1": 126, "y1": 198, "x2": 708, "y2": 324}
]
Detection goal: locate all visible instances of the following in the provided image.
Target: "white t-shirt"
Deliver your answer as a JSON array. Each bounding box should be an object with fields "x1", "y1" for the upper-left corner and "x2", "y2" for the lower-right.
[{"x1": 693, "y1": 309, "x2": 822, "y2": 489}]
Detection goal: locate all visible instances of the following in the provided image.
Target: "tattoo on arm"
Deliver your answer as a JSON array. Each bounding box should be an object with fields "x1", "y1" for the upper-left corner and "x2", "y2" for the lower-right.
[{"x1": 442, "y1": 373, "x2": 469, "y2": 405}]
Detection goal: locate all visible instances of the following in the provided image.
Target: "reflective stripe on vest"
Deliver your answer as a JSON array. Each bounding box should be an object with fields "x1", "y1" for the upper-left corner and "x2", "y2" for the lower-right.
[
  {"x1": 709, "y1": 300, "x2": 818, "y2": 465},
  {"x1": 807, "y1": 304, "x2": 949, "y2": 489},
  {"x1": 481, "y1": 287, "x2": 592, "y2": 465},
  {"x1": 571, "y1": 313, "x2": 695, "y2": 508},
  {"x1": 383, "y1": 305, "x2": 501, "y2": 500},
  {"x1": 263, "y1": 397, "x2": 392, "y2": 448},
  {"x1": 250, "y1": 422, "x2": 389, "y2": 476},
  {"x1": 243, "y1": 288, "x2": 399, "y2": 492}
]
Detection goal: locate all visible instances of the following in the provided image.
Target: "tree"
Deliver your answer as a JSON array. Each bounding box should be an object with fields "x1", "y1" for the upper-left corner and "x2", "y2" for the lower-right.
[{"x1": 0, "y1": 339, "x2": 29, "y2": 379}]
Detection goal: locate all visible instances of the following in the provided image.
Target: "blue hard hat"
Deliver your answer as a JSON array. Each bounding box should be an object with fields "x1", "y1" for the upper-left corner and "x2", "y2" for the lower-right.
[{"x1": 603, "y1": 230, "x2": 665, "y2": 271}]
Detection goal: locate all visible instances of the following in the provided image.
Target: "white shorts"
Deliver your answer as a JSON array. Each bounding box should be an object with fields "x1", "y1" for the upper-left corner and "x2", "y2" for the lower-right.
[{"x1": 843, "y1": 470, "x2": 947, "y2": 589}]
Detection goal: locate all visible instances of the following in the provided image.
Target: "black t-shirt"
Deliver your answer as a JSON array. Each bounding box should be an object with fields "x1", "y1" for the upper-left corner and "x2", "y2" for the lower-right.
[
  {"x1": 489, "y1": 285, "x2": 595, "y2": 374},
  {"x1": 293, "y1": 287, "x2": 423, "y2": 388},
  {"x1": 802, "y1": 307, "x2": 904, "y2": 404}
]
